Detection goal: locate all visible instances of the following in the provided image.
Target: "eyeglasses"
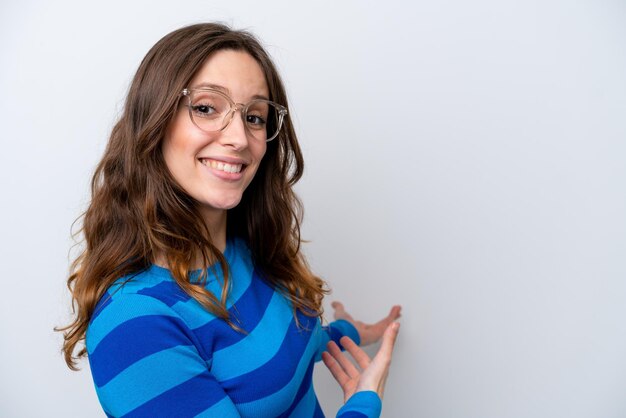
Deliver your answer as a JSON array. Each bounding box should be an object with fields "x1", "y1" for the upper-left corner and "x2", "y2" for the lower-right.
[{"x1": 180, "y1": 88, "x2": 288, "y2": 142}]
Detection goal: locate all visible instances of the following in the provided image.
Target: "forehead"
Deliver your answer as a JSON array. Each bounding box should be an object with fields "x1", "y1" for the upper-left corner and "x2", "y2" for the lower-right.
[{"x1": 189, "y1": 49, "x2": 269, "y2": 100}]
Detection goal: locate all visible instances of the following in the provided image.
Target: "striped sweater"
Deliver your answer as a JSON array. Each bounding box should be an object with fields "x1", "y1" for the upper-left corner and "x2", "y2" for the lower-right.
[{"x1": 86, "y1": 238, "x2": 382, "y2": 417}]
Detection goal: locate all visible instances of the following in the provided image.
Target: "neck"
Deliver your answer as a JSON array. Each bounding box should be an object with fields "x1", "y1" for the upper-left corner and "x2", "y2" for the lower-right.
[
  {"x1": 153, "y1": 208, "x2": 228, "y2": 270},
  {"x1": 200, "y1": 207, "x2": 227, "y2": 253}
]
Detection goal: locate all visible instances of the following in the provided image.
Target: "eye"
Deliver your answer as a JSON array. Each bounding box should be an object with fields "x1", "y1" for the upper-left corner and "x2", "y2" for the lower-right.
[
  {"x1": 191, "y1": 103, "x2": 218, "y2": 118},
  {"x1": 188, "y1": 91, "x2": 230, "y2": 119},
  {"x1": 246, "y1": 114, "x2": 267, "y2": 127},
  {"x1": 245, "y1": 100, "x2": 270, "y2": 129}
]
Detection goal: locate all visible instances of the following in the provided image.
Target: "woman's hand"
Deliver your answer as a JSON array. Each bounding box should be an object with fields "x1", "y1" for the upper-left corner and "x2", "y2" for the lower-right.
[
  {"x1": 331, "y1": 301, "x2": 402, "y2": 346},
  {"x1": 321, "y1": 322, "x2": 400, "y2": 402}
]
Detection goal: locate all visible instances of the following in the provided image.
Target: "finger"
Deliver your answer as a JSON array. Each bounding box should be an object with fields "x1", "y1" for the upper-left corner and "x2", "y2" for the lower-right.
[
  {"x1": 376, "y1": 305, "x2": 403, "y2": 327},
  {"x1": 331, "y1": 301, "x2": 344, "y2": 313},
  {"x1": 376, "y1": 322, "x2": 401, "y2": 361},
  {"x1": 331, "y1": 301, "x2": 355, "y2": 322},
  {"x1": 340, "y1": 336, "x2": 371, "y2": 370},
  {"x1": 368, "y1": 306, "x2": 402, "y2": 335},
  {"x1": 327, "y1": 340, "x2": 360, "y2": 379},
  {"x1": 331, "y1": 301, "x2": 343, "y2": 320},
  {"x1": 389, "y1": 305, "x2": 402, "y2": 320},
  {"x1": 321, "y1": 351, "x2": 351, "y2": 387}
]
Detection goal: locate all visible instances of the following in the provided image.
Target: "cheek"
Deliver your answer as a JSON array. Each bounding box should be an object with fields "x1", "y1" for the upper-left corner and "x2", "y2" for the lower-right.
[
  {"x1": 162, "y1": 115, "x2": 208, "y2": 175},
  {"x1": 249, "y1": 143, "x2": 267, "y2": 175},
  {"x1": 162, "y1": 136, "x2": 187, "y2": 179},
  {"x1": 253, "y1": 141, "x2": 268, "y2": 163},
  {"x1": 162, "y1": 117, "x2": 186, "y2": 170}
]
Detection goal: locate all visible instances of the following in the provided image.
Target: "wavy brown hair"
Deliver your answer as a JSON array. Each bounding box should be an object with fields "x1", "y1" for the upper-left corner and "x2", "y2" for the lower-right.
[{"x1": 56, "y1": 23, "x2": 329, "y2": 370}]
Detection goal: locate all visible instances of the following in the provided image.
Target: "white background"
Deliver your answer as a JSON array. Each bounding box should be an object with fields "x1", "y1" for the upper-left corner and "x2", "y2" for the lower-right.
[{"x1": 1, "y1": 0, "x2": 625, "y2": 417}]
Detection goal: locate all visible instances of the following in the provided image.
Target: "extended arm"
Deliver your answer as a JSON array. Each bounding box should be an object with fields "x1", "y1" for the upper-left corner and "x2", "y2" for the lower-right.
[{"x1": 331, "y1": 302, "x2": 402, "y2": 346}]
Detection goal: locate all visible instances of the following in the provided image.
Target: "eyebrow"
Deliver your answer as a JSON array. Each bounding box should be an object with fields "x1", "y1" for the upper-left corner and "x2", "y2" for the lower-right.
[{"x1": 191, "y1": 82, "x2": 270, "y2": 101}]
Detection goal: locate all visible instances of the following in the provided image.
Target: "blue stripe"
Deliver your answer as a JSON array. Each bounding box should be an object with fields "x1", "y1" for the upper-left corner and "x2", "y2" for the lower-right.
[
  {"x1": 313, "y1": 399, "x2": 325, "y2": 418},
  {"x1": 193, "y1": 270, "x2": 275, "y2": 351},
  {"x1": 86, "y1": 295, "x2": 179, "y2": 351},
  {"x1": 220, "y1": 312, "x2": 317, "y2": 401},
  {"x1": 194, "y1": 396, "x2": 241, "y2": 417},
  {"x1": 211, "y1": 290, "x2": 293, "y2": 380},
  {"x1": 174, "y1": 260, "x2": 254, "y2": 330},
  {"x1": 90, "y1": 314, "x2": 195, "y2": 387},
  {"x1": 285, "y1": 383, "x2": 316, "y2": 418},
  {"x1": 137, "y1": 281, "x2": 191, "y2": 306},
  {"x1": 122, "y1": 373, "x2": 229, "y2": 418},
  {"x1": 90, "y1": 270, "x2": 153, "y2": 323},
  {"x1": 91, "y1": 291, "x2": 113, "y2": 323},
  {"x1": 234, "y1": 316, "x2": 323, "y2": 416},
  {"x1": 97, "y1": 345, "x2": 209, "y2": 416},
  {"x1": 108, "y1": 272, "x2": 159, "y2": 301},
  {"x1": 165, "y1": 295, "x2": 220, "y2": 329},
  {"x1": 277, "y1": 359, "x2": 315, "y2": 417}
]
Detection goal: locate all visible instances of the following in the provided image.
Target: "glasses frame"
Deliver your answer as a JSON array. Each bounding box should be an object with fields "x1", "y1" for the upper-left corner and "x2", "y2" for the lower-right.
[{"x1": 180, "y1": 88, "x2": 288, "y2": 142}]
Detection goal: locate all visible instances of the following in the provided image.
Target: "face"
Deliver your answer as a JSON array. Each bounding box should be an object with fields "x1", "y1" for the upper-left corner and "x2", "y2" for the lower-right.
[{"x1": 162, "y1": 49, "x2": 269, "y2": 217}]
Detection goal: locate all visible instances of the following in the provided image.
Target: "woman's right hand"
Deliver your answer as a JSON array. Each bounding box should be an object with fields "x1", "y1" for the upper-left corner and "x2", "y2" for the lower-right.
[{"x1": 321, "y1": 322, "x2": 400, "y2": 402}]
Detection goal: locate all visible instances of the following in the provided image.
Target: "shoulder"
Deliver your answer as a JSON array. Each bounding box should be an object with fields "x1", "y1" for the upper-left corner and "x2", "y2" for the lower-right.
[
  {"x1": 86, "y1": 267, "x2": 190, "y2": 355},
  {"x1": 84, "y1": 271, "x2": 213, "y2": 395}
]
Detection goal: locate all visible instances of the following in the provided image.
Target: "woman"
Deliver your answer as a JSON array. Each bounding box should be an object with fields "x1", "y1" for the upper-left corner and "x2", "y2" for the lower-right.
[{"x1": 57, "y1": 23, "x2": 401, "y2": 417}]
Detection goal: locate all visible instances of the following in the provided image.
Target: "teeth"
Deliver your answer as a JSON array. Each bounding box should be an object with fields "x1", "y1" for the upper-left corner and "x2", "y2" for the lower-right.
[{"x1": 201, "y1": 159, "x2": 243, "y2": 174}]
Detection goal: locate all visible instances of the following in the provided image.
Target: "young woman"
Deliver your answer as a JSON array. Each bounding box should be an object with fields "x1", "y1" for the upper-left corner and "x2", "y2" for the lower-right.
[{"x1": 58, "y1": 23, "x2": 401, "y2": 417}]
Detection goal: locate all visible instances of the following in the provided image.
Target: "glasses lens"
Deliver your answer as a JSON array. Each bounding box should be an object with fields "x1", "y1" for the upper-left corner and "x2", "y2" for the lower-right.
[
  {"x1": 246, "y1": 100, "x2": 283, "y2": 141},
  {"x1": 188, "y1": 91, "x2": 231, "y2": 132},
  {"x1": 187, "y1": 90, "x2": 285, "y2": 141}
]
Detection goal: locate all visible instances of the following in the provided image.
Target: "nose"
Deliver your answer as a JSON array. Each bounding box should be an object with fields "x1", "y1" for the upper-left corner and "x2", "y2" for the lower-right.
[{"x1": 219, "y1": 106, "x2": 250, "y2": 150}]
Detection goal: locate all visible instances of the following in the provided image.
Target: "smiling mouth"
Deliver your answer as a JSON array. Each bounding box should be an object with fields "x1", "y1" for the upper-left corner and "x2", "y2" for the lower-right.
[{"x1": 199, "y1": 158, "x2": 245, "y2": 174}]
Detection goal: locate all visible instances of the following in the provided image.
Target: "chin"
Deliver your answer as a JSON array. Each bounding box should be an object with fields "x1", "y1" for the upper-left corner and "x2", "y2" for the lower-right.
[{"x1": 206, "y1": 194, "x2": 244, "y2": 210}]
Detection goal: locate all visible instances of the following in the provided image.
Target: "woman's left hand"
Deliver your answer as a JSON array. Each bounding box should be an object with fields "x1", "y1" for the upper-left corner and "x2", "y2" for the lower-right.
[{"x1": 331, "y1": 301, "x2": 402, "y2": 347}]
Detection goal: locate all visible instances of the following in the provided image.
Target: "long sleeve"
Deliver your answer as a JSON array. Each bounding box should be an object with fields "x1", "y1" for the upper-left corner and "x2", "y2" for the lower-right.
[
  {"x1": 86, "y1": 293, "x2": 242, "y2": 417},
  {"x1": 337, "y1": 392, "x2": 382, "y2": 418},
  {"x1": 314, "y1": 319, "x2": 361, "y2": 362}
]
